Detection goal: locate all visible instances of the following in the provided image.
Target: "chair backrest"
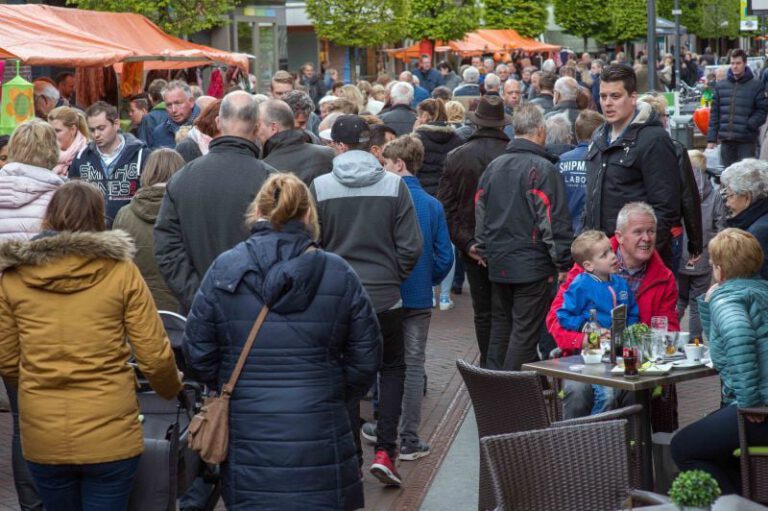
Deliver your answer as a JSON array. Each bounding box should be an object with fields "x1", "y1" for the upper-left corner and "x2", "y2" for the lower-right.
[
  {"x1": 456, "y1": 359, "x2": 551, "y2": 510},
  {"x1": 481, "y1": 420, "x2": 630, "y2": 511}
]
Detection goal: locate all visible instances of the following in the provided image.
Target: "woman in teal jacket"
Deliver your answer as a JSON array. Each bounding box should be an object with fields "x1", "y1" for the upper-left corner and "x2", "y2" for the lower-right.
[{"x1": 671, "y1": 228, "x2": 768, "y2": 494}]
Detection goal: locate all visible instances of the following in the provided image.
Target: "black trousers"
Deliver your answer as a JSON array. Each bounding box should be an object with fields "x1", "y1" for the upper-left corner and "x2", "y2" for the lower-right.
[{"x1": 492, "y1": 278, "x2": 554, "y2": 371}]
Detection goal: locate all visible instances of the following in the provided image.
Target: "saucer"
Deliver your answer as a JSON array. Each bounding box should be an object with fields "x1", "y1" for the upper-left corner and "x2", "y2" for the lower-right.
[{"x1": 671, "y1": 359, "x2": 707, "y2": 369}]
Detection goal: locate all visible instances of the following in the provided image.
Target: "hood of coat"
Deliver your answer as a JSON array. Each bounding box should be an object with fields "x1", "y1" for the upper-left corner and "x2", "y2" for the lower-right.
[
  {"x1": 214, "y1": 220, "x2": 325, "y2": 314},
  {"x1": 129, "y1": 185, "x2": 166, "y2": 223},
  {"x1": 728, "y1": 66, "x2": 755, "y2": 84},
  {"x1": 0, "y1": 162, "x2": 66, "y2": 209},
  {"x1": 331, "y1": 150, "x2": 386, "y2": 188},
  {"x1": 415, "y1": 122, "x2": 457, "y2": 143},
  {"x1": 0, "y1": 230, "x2": 135, "y2": 293}
]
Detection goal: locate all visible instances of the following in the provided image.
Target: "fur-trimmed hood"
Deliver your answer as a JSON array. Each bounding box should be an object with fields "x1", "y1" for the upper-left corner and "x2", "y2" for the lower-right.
[{"x1": 0, "y1": 230, "x2": 135, "y2": 293}]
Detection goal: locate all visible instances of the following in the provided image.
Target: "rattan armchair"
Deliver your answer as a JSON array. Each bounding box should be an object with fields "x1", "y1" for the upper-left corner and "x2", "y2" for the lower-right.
[
  {"x1": 480, "y1": 420, "x2": 669, "y2": 511},
  {"x1": 456, "y1": 359, "x2": 644, "y2": 511},
  {"x1": 738, "y1": 407, "x2": 768, "y2": 503}
]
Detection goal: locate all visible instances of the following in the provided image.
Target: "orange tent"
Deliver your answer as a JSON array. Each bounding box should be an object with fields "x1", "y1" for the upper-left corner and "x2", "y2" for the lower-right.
[
  {"x1": 385, "y1": 29, "x2": 560, "y2": 60},
  {"x1": 0, "y1": 4, "x2": 249, "y2": 71}
]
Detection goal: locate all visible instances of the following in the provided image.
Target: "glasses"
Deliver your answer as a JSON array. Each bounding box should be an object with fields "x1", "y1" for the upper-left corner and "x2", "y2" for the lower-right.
[{"x1": 720, "y1": 189, "x2": 737, "y2": 201}]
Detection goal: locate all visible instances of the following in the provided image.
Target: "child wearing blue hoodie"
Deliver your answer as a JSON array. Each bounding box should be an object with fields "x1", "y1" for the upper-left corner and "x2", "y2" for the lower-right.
[{"x1": 557, "y1": 230, "x2": 640, "y2": 413}]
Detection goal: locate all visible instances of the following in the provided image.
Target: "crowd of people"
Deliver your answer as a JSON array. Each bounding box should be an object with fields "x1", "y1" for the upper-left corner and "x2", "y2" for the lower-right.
[{"x1": 0, "y1": 46, "x2": 767, "y2": 510}]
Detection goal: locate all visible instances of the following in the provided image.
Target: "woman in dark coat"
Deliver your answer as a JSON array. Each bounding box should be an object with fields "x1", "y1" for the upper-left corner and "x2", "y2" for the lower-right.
[
  {"x1": 720, "y1": 158, "x2": 768, "y2": 279},
  {"x1": 413, "y1": 98, "x2": 464, "y2": 197},
  {"x1": 183, "y1": 174, "x2": 381, "y2": 510}
]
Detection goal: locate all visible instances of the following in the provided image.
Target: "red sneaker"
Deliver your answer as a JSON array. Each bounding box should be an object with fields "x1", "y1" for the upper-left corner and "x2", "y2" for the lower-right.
[{"x1": 369, "y1": 449, "x2": 402, "y2": 486}]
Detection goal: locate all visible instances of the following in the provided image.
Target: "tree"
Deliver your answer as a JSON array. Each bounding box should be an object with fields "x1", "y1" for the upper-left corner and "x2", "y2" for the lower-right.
[
  {"x1": 657, "y1": 0, "x2": 704, "y2": 38},
  {"x1": 698, "y1": 0, "x2": 740, "y2": 40},
  {"x1": 553, "y1": 0, "x2": 610, "y2": 51},
  {"x1": 483, "y1": 0, "x2": 548, "y2": 38},
  {"x1": 605, "y1": 0, "x2": 646, "y2": 43},
  {"x1": 409, "y1": 0, "x2": 481, "y2": 43},
  {"x1": 306, "y1": 0, "x2": 410, "y2": 48},
  {"x1": 67, "y1": 0, "x2": 235, "y2": 37}
]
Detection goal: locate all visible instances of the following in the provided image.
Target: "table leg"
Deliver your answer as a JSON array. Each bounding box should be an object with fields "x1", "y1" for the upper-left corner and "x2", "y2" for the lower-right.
[{"x1": 634, "y1": 389, "x2": 654, "y2": 490}]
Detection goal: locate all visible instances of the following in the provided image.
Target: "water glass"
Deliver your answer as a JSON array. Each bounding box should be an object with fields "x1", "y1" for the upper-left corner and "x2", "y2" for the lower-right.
[{"x1": 651, "y1": 316, "x2": 668, "y2": 332}]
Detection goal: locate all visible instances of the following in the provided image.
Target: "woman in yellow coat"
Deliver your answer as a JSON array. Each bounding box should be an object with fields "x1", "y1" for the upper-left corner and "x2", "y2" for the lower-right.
[{"x1": 0, "y1": 181, "x2": 182, "y2": 511}]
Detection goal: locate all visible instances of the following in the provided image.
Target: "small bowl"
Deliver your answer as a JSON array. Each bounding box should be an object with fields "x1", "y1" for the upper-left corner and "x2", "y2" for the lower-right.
[{"x1": 582, "y1": 350, "x2": 604, "y2": 364}]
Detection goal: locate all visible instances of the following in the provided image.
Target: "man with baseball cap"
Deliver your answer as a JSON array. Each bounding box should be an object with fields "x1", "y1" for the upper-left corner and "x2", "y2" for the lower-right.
[{"x1": 310, "y1": 114, "x2": 423, "y2": 486}]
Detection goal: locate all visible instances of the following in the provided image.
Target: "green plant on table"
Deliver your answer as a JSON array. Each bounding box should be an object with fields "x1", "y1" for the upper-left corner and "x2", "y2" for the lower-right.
[{"x1": 668, "y1": 470, "x2": 721, "y2": 508}]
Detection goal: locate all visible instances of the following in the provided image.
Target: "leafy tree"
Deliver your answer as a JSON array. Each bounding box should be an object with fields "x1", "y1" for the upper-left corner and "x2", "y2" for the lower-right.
[
  {"x1": 409, "y1": 0, "x2": 481, "y2": 43},
  {"x1": 306, "y1": 0, "x2": 410, "y2": 47},
  {"x1": 67, "y1": 0, "x2": 235, "y2": 37},
  {"x1": 698, "y1": 0, "x2": 740, "y2": 39},
  {"x1": 484, "y1": 0, "x2": 548, "y2": 38},
  {"x1": 606, "y1": 0, "x2": 646, "y2": 42},
  {"x1": 553, "y1": 0, "x2": 609, "y2": 50},
  {"x1": 657, "y1": 0, "x2": 704, "y2": 38}
]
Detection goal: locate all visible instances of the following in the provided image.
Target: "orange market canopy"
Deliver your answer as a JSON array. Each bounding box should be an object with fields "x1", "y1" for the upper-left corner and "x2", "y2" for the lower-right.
[
  {"x1": 385, "y1": 29, "x2": 560, "y2": 60},
  {"x1": 0, "y1": 4, "x2": 249, "y2": 71}
]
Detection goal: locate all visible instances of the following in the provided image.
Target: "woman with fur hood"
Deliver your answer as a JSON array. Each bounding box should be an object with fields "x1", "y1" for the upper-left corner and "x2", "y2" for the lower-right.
[{"x1": 0, "y1": 181, "x2": 182, "y2": 511}]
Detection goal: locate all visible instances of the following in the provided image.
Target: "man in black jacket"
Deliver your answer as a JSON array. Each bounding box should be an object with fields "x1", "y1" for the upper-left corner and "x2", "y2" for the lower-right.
[
  {"x1": 154, "y1": 91, "x2": 276, "y2": 311},
  {"x1": 475, "y1": 103, "x2": 573, "y2": 371},
  {"x1": 379, "y1": 82, "x2": 417, "y2": 136},
  {"x1": 707, "y1": 49, "x2": 768, "y2": 168},
  {"x1": 584, "y1": 64, "x2": 681, "y2": 266},
  {"x1": 438, "y1": 96, "x2": 512, "y2": 368},
  {"x1": 257, "y1": 98, "x2": 334, "y2": 186}
]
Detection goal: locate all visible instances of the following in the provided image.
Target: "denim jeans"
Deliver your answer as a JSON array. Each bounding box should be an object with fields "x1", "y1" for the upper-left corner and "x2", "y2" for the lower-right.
[
  {"x1": 672, "y1": 404, "x2": 768, "y2": 495},
  {"x1": 439, "y1": 254, "x2": 457, "y2": 301},
  {"x1": 4, "y1": 379, "x2": 43, "y2": 511},
  {"x1": 398, "y1": 308, "x2": 432, "y2": 445},
  {"x1": 452, "y1": 248, "x2": 465, "y2": 290},
  {"x1": 375, "y1": 308, "x2": 405, "y2": 458},
  {"x1": 720, "y1": 141, "x2": 756, "y2": 168},
  {"x1": 562, "y1": 380, "x2": 633, "y2": 419},
  {"x1": 27, "y1": 455, "x2": 141, "y2": 511}
]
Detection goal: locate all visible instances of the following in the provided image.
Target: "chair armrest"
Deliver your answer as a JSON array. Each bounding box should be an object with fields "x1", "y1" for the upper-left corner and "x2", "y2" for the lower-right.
[
  {"x1": 552, "y1": 404, "x2": 643, "y2": 427},
  {"x1": 628, "y1": 489, "x2": 671, "y2": 506}
]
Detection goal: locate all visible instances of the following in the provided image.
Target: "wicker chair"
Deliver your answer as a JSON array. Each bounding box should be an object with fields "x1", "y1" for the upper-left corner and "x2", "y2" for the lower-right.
[
  {"x1": 456, "y1": 359, "x2": 644, "y2": 511},
  {"x1": 738, "y1": 407, "x2": 768, "y2": 503},
  {"x1": 480, "y1": 420, "x2": 669, "y2": 511}
]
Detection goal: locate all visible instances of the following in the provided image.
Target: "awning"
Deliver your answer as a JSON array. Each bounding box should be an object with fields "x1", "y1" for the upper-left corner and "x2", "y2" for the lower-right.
[{"x1": 0, "y1": 5, "x2": 249, "y2": 70}]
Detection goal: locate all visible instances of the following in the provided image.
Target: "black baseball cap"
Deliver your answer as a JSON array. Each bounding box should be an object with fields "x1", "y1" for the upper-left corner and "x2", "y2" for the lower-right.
[{"x1": 329, "y1": 114, "x2": 370, "y2": 144}]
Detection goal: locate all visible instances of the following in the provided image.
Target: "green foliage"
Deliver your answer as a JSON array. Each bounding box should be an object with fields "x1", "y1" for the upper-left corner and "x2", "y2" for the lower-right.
[
  {"x1": 698, "y1": 0, "x2": 740, "y2": 39},
  {"x1": 67, "y1": 0, "x2": 235, "y2": 36},
  {"x1": 306, "y1": 0, "x2": 410, "y2": 47},
  {"x1": 483, "y1": 0, "x2": 548, "y2": 38},
  {"x1": 657, "y1": 0, "x2": 704, "y2": 37},
  {"x1": 409, "y1": 0, "x2": 481, "y2": 42},
  {"x1": 606, "y1": 0, "x2": 647, "y2": 42},
  {"x1": 553, "y1": 0, "x2": 609, "y2": 48},
  {"x1": 668, "y1": 470, "x2": 722, "y2": 507}
]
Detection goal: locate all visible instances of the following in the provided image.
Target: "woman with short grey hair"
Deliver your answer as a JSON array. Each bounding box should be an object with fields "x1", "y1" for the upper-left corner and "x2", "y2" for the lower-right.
[{"x1": 720, "y1": 158, "x2": 768, "y2": 278}]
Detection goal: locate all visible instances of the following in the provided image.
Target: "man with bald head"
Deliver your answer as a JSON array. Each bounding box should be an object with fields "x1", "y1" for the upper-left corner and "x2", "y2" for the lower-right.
[
  {"x1": 155, "y1": 91, "x2": 276, "y2": 310},
  {"x1": 257, "y1": 98, "x2": 334, "y2": 185}
]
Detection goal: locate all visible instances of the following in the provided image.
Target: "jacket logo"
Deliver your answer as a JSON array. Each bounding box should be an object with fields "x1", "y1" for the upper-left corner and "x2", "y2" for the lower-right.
[{"x1": 619, "y1": 290, "x2": 629, "y2": 301}]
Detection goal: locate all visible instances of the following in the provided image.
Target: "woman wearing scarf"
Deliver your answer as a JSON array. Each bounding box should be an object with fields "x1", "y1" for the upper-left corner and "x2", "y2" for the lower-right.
[{"x1": 48, "y1": 106, "x2": 89, "y2": 177}]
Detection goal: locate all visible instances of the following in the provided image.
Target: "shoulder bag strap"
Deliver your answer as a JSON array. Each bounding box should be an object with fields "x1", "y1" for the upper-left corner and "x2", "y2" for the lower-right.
[{"x1": 221, "y1": 305, "x2": 269, "y2": 395}]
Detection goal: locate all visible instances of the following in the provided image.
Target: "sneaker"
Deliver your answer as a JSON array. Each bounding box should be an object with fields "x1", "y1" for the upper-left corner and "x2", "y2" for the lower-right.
[
  {"x1": 399, "y1": 440, "x2": 430, "y2": 461},
  {"x1": 451, "y1": 285, "x2": 463, "y2": 295},
  {"x1": 370, "y1": 450, "x2": 402, "y2": 486},
  {"x1": 361, "y1": 421, "x2": 377, "y2": 443},
  {"x1": 439, "y1": 296, "x2": 455, "y2": 311}
]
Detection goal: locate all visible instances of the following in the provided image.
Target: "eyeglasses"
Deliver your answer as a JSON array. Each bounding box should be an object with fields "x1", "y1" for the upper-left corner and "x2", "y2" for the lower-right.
[{"x1": 720, "y1": 189, "x2": 737, "y2": 201}]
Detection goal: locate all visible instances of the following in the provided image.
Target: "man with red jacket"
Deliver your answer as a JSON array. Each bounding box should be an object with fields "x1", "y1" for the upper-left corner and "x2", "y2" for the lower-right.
[{"x1": 546, "y1": 202, "x2": 679, "y2": 418}]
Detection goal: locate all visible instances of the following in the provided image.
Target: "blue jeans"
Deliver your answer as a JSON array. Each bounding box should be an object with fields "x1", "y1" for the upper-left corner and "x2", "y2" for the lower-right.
[
  {"x1": 27, "y1": 456, "x2": 141, "y2": 511},
  {"x1": 399, "y1": 308, "x2": 432, "y2": 445}
]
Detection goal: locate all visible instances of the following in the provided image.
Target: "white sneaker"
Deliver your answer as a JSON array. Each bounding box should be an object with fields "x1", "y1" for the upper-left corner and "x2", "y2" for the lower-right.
[{"x1": 439, "y1": 297, "x2": 454, "y2": 311}]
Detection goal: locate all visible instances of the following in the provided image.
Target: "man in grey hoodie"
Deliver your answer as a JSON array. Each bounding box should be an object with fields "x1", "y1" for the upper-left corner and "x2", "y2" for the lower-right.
[{"x1": 310, "y1": 115, "x2": 422, "y2": 487}]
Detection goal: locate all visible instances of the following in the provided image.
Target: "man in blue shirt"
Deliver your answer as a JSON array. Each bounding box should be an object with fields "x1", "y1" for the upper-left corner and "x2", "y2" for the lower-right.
[
  {"x1": 556, "y1": 110, "x2": 605, "y2": 234},
  {"x1": 151, "y1": 80, "x2": 200, "y2": 149},
  {"x1": 412, "y1": 54, "x2": 443, "y2": 94}
]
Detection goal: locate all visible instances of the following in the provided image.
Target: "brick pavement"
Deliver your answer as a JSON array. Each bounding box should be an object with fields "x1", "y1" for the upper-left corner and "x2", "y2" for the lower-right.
[{"x1": 0, "y1": 292, "x2": 723, "y2": 510}]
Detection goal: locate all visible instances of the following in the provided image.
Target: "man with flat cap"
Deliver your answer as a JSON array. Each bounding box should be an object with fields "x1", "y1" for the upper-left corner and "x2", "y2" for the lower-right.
[
  {"x1": 310, "y1": 114, "x2": 422, "y2": 487},
  {"x1": 437, "y1": 95, "x2": 513, "y2": 368}
]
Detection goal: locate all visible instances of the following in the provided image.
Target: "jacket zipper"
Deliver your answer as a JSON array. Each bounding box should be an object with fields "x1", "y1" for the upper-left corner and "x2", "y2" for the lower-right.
[{"x1": 727, "y1": 80, "x2": 738, "y2": 138}]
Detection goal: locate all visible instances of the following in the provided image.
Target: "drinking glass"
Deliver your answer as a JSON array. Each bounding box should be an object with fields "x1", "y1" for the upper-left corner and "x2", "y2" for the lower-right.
[{"x1": 650, "y1": 316, "x2": 668, "y2": 332}]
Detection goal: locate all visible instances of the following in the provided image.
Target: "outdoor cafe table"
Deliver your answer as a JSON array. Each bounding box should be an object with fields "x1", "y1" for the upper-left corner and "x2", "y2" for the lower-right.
[{"x1": 522, "y1": 355, "x2": 717, "y2": 491}]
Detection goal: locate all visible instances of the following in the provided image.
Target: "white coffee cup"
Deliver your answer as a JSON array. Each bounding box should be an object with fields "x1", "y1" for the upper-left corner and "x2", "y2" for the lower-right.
[
  {"x1": 677, "y1": 332, "x2": 690, "y2": 347},
  {"x1": 684, "y1": 344, "x2": 705, "y2": 362}
]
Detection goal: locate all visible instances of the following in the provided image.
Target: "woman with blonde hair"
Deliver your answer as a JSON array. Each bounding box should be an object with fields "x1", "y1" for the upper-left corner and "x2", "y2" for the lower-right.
[
  {"x1": 0, "y1": 119, "x2": 65, "y2": 241},
  {"x1": 113, "y1": 148, "x2": 185, "y2": 311},
  {"x1": 47, "y1": 106, "x2": 89, "y2": 177},
  {"x1": 339, "y1": 84, "x2": 366, "y2": 113},
  {"x1": 184, "y1": 173, "x2": 380, "y2": 510},
  {"x1": 0, "y1": 180, "x2": 182, "y2": 510}
]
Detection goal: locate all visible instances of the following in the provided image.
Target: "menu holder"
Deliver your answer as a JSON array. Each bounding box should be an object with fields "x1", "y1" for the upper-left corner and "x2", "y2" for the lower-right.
[{"x1": 610, "y1": 304, "x2": 627, "y2": 364}]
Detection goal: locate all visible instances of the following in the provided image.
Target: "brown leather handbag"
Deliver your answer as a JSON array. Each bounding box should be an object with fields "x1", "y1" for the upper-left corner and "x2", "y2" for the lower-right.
[{"x1": 188, "y1": 305, "x2": 269, "y2": 464}]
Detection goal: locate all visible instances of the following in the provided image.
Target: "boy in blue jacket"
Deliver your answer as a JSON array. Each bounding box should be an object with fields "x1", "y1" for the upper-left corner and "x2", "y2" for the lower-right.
[
  {"x1": 380, "y1": 134, "x2": 453, "y2": 462},
  {"x1": 557, "y1": 230, "x2": 639, "y2": 413}
]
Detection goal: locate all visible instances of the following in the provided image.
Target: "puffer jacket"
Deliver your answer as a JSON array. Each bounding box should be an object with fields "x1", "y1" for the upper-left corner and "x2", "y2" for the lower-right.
[
  {"x1": 0, "y1": 230, "x2": 182, "y2": 464},
  {"x1": 113, "y1": 185, "x2": 180, "y2": 312},
  {"x1": 584, "y1": 102, "x2": 681, "y2": 259},
  {"x1": 726, "y1": 198, "x2": 768, "y2": 280},
  {"x1": 414, "y1": 122, "x2": 463, "y2": 196},
  {"x1": 700, "y1": 277, "x2": 768, "y2": 407},
  {"x1": 437, "y1": 127, "x2": 509, "y2": 254},
  {"x1": 183, "y1": 221, "x2": 380, "y2": 511},
  {"x1": 0, "y1": 162, "x2": 65, "y2": 241},
  {"x1": 708, "y1": 66, "x2": 768, "y2": 144}
]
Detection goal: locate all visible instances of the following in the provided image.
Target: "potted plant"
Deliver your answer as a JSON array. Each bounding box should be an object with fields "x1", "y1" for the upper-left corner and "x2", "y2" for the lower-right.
[{"x1": 668, "y1": 470, "x2": 722, "y2": 510}]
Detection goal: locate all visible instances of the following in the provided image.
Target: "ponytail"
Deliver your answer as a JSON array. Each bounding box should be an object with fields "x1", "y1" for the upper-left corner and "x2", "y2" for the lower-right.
[{"x1": 246, "y1": 173, "x2": 319, "y2": 239}]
